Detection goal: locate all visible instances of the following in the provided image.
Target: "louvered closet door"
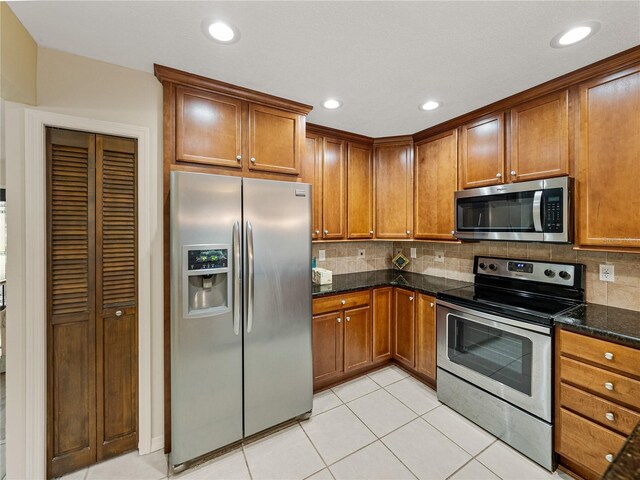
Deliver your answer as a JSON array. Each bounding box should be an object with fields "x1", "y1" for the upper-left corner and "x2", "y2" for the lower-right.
[
  {"x1": 47, "y1": 129, "x2": 97, "y2": 477},
  {"x1": 95, "y1": 135, "x2": 138, "y2": 459}
]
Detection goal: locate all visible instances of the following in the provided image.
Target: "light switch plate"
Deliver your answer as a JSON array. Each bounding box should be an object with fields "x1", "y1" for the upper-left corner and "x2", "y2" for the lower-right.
[
  {"x1": 318, "y1": 249, "x2": 326, "y2": 261},
  {"x1": 410, "y1": 248, "x2": 417, "y2": 258},
  {"x1": 435, "y1": 251, "x2": 445, "y2": 263},
  {"x1": 358, "y1": 249, "x2": 365, "y2": 258},
  {"x1": 599, "y1": 264, "x2": 615, "y2": 282}
]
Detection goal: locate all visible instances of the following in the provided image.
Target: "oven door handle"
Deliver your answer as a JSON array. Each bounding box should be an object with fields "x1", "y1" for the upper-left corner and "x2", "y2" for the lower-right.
[
  {"x1": 437, "y1": 300, "x2": 552, "y2": 336},
  {"x1": 533, "y1": 190, "x2": 543, "y2": 232}
]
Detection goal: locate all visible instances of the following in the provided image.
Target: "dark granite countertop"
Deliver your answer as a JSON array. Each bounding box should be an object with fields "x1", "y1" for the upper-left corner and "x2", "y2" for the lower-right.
[
  {"x1": 311, "y1": 269, "x2": 471, "y2": 298},
  {"x1": 555, "y1": 304, "x2": 640, "y2": 349},
  {"x1": 603, "y1": 422, "x2": 640, "y2": 480}
]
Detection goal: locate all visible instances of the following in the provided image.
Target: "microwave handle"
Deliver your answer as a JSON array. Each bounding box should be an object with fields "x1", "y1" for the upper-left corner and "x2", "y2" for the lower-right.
[{"x1": 533, "y1": 191, "x2": 543, "y2": 232}]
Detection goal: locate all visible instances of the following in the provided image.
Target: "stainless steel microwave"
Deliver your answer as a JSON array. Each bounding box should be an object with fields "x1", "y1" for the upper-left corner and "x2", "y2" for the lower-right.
[{"x1": 453, "y1": 176, "x2": 572, "y2": 243}]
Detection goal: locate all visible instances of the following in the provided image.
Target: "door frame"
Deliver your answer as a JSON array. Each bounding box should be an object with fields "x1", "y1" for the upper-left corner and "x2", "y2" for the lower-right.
[{"x1": 23, "y1": 109, "x2": 153, "y2": 478}]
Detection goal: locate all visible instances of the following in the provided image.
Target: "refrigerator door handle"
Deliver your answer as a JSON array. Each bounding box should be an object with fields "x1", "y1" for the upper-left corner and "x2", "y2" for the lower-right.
[
  {"x1": 247, "y1": 220, "x2": 255, "y2": 333},
  {"x1": 233, "y1": 221, "x2": 241, "y2": 335}
]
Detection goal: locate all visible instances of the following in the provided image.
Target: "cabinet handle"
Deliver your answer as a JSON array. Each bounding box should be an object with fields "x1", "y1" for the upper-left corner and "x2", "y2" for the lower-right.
[
  {"x1": 510, "y1": 170, "x2": 516, "y2": 176},
  {"x1": 346, "y1": 316, "x2": 351, "y2": 322},
  {"x1": 236, "y1": 155, "x2": 242, "y2": 161},
  {"x1": 409, "y1": 296, "x2": 414, "y2": 301},
  {"x1": 315, "y1": 230, "x2": 320, "y2": 235},
  {"x1": 406, "y1": 230, "x2": 411, "y2": 235},
  {"x1": 370, "y1": 230, "x2": 374, "y2": 235},
  {"x1": 604, "y1": 382, "x2": 614, "y2": 391},
  {"x1": 604, "y1": 352, "x2": 614, "y2": 361},
  {"x1": 430, "y1": 302, "x2": 434, "y2": 308},
  {"x1": 496, "y1": 173, "x2": 502, "y2": 178},
  {"x1": 605, "y1": 412, "x2": 615, "y2": 422},
  {"x1": 341, "y1": 300, "x2": 346, "y2": 305},
  {"x1": 605, "y1": 454, "x2": 614, "y2": 463},
  {"x1": 451, "y1": 230, "x2": 455, "y2": 235},
  {"x1": 250, "y1": 157, "x2": 256, "y2": 163},
  {"x1": 324, "y1": 229, "x2": 329, "y2": 235},
  {"x1": 337, "y1": 317, "x2": 341, "y2": 323},
  {"x1": 115, "y1": 310, "x2": 123, "y2": 317}
]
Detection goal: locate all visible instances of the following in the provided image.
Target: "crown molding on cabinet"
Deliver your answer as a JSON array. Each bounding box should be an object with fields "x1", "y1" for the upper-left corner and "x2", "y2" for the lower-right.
[{"x1": 307, "y1": 122, "x2": 374, "y2": 144}]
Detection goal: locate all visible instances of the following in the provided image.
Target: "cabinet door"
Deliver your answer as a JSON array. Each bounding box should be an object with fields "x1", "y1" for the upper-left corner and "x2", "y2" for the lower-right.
[
  {"x1": 416, "y1": 294, "x2": 436, "y2": 381},
  {"x1": 312, "y1": 311, "x2": 344, "y2": 385},
  {"x1": 577, "y1": 67, "x2": 640, "y2": 248},
  {"x1": 372, "y1": 287, "x2": 393, "y2": 363},
  {"x1": 302, "y1": 133, "x2": 323, "y2": 240},
  {"x1": 344, "y1": 306, "x2": 372, "y2": 372},
  {"x1": 510, "y1": 91, "x2": 569, "y2": 182},
  {"x1": 248, "y1": 103, "x2": 302, "y2": 175},
  {"x1": 322, "y1": 137, "x2": 346, "y2": 239},
  {"x1": 347, "y1": 142, "x2": 374, "y2": 239},
  {"x1": 175, "y1": 86, "x2": 243, "y2": 168},
  {"x1": 393, "y1": 288, "x2": 415, "y2": 368},
  {"x1": 374, "y1": 142, "x2": 413, "y2": 238},
  {"x1": 414, "y1": 130, "x2": 457, "y2": 240},
  {"x1": 460, "y1": 113, "x2": 505, "y2": 189}
]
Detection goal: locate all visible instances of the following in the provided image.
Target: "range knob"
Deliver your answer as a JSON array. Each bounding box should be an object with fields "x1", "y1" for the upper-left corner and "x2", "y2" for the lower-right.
[
  {"x1": 559, "y1": 271, "x2": 571, "y2": 280},
  {"x1": 544, "y1": 269, "x2": 555, "y2": 278},
  {"x1": 478, "y1": 262, "x2": 487, "y2": 270},
  {"x1": 489, "y1": 264, "x2": 498, "y2": 271}
]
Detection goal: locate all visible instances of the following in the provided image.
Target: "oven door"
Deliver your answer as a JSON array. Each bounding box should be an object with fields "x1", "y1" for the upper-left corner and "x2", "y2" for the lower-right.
[{"x1": 436, "y1": 301, "x2": 552, "y2": 422}]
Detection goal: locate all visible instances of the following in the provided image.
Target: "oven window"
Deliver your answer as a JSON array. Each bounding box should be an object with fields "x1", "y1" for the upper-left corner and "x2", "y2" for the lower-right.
[
  {"x1": 457, "y1": 191, "x2": 537, "y2": 232},
  {"x1": 447, "y1": 315, "x2": 532, "y2": 395}
]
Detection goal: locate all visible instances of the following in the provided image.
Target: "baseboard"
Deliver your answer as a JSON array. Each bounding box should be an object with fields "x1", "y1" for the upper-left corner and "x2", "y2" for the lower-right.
[{"x1": 150, "y1": 435, "x2": 165, "y2": 453}]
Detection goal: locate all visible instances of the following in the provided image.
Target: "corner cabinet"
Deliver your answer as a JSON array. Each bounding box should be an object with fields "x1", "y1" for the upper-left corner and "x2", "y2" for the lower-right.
[
  {"x1": 576, "y1": 66, "x2": 640, "y2": 249},
  {"x1": 347, "y1": 142, "x2": 374, "y2": 239}
]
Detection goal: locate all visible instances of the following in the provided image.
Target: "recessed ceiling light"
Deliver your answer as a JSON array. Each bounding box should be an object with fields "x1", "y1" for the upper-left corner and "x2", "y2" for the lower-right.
[
  {"x1": 202, "y1": 19, "x2": 240, "y2": 44},
  {"x1": 420, "y1": 101, "x2": 440, "y2": 111},
  {"x1": 551, "y1": 21, "x2": 600, "y2": 48},
  {"x1": 322, "y1": 99, "x2": 342, "y2": 109}
]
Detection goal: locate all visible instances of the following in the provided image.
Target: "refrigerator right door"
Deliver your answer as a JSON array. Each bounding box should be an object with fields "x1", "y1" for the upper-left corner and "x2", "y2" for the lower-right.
[{"x1": 242, "y1": 178, "x2": 313, "y2": 437}]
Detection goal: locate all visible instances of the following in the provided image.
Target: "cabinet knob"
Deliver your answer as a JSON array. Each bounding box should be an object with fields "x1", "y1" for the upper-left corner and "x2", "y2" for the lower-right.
[
  {"x1": 496, "y1": 173, "x2": 502, "y2": 178},
  {"x1": 341, "y1": 300, "x2": 346, "y2": 305},
  {"x1": 605, "y1": 454, "x2": 614, "y2": 463},
  {"x1": 406, "y1": 230, "x2": 411, "y2": 235},
  {"x1": 115, "y1": 310, "x2": 123, "y2": 317},
  {"x1": 604, "y1": 382, "x2": 614, "y2": 391},
  {"x1": 346, "y1": 316, "x2": 351, "y2": 322},
  {"x1": 324, "y1": 229, "x2": 329, "y2": 235},
  {"x1": 250, "y1": 157, "x2": 256, "y2": 163},
  {"x1": 451, "y1": 230, "x2": 455, "y2": 235},
  {"x1": 604, "y1": 352, "x2": 614, "y2": 361},
  {"x1": 605, "y1": 412, "x2": 615, "y2": 422},
  {"x1": 236, "y1": 155, "x2": 242, "y2": 161},
  {"x1": 370, "y1": 230, "x2": 374, "y2": 235},
  {"x1": 510, "y1": 170, "x2": 516, "y2": 176},
  {"x1": 315, "y1": 230, "x2": 320, "y2": 234},
  {"x1": 430, "y1": 302, "x2": 434, "y2": 308},
  {"x1": 337, "y1": 317, "x2": 341, "y2": 323},
  {"x1": 409, "y1": 296, "x2": 414, "y2": 301}
]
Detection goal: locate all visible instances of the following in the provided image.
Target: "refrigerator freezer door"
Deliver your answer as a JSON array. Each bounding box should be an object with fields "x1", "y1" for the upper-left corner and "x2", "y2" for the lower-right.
[
  {"x1": 242, "y1": 178, "x2": 313, "y2": 436},
  {"x1": 170, "y1": 172, "x2": 243, "y2": 467}
]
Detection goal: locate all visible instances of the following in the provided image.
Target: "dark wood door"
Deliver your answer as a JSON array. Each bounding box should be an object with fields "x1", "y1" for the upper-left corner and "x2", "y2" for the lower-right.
[
  {"x1": 459, "y1": 113, "x2": 505, "y2": 189},
  {"x1": 248, "y1": 103, "x2": 302, "y2": 175},
  {"x1": 393, "y1": 288, "x2": 415, "y2": 368},
  {"x1": 47, "y1": 128, "x2": 138, "y2": 478},
  {"x1": 302, "y1": 133, "x2": 323, "y2": 240},
  {"x1": 414, "y1": 130, "x2": 457, "y2": 240},
  {"x1": 347, "y1": 142, "x2": 373, "y2": 239},
  {"x1": 416, "y1": 294, "x2": 436, "y2": 382},
  {"x1": 372, "y1": 287, "x2": 393, "y2": 363},
  {"x1": 175, "y1": 86, "x2": 243, "y2": 168},
  {"x1": 322, "y1": 137, "x2": 346, "y2": 239},
  {"x1": 312, "y1": 311, "x2": 344, "y2": 386},
  {"x1": 344, "y1": 306, "x2": 372, "y2": 372}
]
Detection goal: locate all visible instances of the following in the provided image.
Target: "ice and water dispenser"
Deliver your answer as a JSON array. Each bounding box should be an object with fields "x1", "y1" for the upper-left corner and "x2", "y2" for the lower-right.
[{"x1": 183, "y1": 245, "x2": 231, "y2": 318}]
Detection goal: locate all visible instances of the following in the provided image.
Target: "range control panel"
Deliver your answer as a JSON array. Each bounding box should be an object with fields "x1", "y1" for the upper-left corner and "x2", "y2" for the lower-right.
[{"x1": 475, "y1": 256, "x2": 581, "y2": 287}]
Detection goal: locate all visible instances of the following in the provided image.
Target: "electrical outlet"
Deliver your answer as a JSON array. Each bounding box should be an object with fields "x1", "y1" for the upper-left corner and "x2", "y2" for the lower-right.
[
  {"x1": 358, "y1": 249, "x2": 365, "y2": 258},
  {"x1": 435, "y1": 251, "x2": 445, "y2": 263},
  {"x1": 599, "y1": 264, "x2": 615, "y2": 282},
  {"x1": 410, "y1": 247, "x2": 417, "y2": 258},
  {"x1": 318, "y1": 249, "x2": 326, "y2": 261}
]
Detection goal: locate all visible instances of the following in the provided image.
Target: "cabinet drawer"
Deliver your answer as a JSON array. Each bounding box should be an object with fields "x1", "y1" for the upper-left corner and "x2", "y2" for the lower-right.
[
  {"x1": 559, "y1": 329, "x2": 640, "y2": 377},
  {"x1": 313, "y1": 290, "x2": 371, "y2": 315},
  {"x1": 560, "y1": 383, "x2": 640, "y2": 436},
  {"x1": 558, "y1": 408, "x2": 626, "y2": 477},
  {"x1": 560, "y1": 357, "x2": 640, "y2": 410}
]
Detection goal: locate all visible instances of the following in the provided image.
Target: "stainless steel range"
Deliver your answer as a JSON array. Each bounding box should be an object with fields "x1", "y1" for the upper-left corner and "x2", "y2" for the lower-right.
[{"x1": 436, "y1": 256, "x2": 585, "y2": 470}]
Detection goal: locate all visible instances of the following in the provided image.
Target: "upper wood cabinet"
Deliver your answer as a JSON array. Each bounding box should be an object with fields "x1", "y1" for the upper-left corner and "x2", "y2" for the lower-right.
[
  {"x1": 577, "y1": 66, "x2": 640, "y2": 249},
  {"x1": 372, "y1": 287, "x2": 393, "y2": 364},
  {"x1": 414, "y1": 130, "x2": 457, "y2": 240},
  {"x1": 322, "y1": 137, "x2": 347, "y2": 239},
  {"x1": 347, "y1": 142, "x2": 374, "y2": 239},
  {"x1": 374, "y1": 140, "x2": 414, "y2": 239},
  {"x1": 393, "y1": 288, "x2": 415, "y2": 369},
  {"x1": 459, "y1": 113, "x2": 505, "y2": 189},
  {"x1": 415, "y1": 294, "x2": 436, "y2": 383},
  {"x1": 509, "y1": 90, "x2": 569, "y2": 182},
  {"x1": 302, "y1": 133, "x2": 323, "y2": 240}
]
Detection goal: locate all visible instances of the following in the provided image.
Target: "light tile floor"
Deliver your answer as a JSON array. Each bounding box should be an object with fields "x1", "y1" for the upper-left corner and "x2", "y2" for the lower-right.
[{"x1": 61, "y1": 366, "x2": 574, "y2": 480}]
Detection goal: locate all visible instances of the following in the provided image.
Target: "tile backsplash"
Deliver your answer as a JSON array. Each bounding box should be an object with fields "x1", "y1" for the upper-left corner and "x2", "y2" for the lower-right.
[{"x1": 313, "y1": 241, "x2": 640, "y2": 312}]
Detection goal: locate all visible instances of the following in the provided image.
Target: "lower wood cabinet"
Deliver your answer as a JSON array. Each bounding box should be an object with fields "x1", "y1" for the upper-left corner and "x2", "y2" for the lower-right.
[
  {"x1": 372, "y1": 287, "x2": 393, "y2": 363},
  {"x1": 415, "y1": 293, "x2": 437, "y2": 382},
  {"x1": 344, "y1": 306, "x2": 372, "y2": 372},
  {"x1": 311, "y1": 311, "x2": 344, "y2": 386},
  {"x1": 393, "y1": 288, "x2": 416, "y2": 368}
]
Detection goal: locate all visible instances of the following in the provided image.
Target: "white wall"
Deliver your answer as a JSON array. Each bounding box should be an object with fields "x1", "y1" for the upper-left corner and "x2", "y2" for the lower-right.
[{"x1": 6, "y1": 48, "x2": 164, "y2": 478}]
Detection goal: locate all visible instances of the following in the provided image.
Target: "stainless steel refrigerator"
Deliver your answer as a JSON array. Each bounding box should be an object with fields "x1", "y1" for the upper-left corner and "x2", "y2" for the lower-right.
[{"x1": 169, "y1": 171, "x2": 313, "y2": 468}]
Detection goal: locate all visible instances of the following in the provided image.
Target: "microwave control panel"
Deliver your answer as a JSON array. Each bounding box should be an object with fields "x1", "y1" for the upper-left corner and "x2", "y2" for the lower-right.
[{"x1": 543, "y1": 188, "x2": 563, "y2": 232}]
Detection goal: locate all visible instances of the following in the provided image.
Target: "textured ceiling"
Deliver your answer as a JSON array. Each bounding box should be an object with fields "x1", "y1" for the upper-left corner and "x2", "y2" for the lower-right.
[{"x1": 9, "y1": 1, "x2": 640, "y2": 137}]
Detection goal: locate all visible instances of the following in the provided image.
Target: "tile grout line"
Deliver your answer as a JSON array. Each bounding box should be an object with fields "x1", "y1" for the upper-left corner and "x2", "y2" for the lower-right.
[
  {"x1": 383, "y1": 381, "x2": 441, "y2": 417},
  {"x1": 298, "y1": 418, "x2": 332, "y2": 478},
  {"x1": 240, "y1": 444, "x2": 254, "y2": 480}
]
